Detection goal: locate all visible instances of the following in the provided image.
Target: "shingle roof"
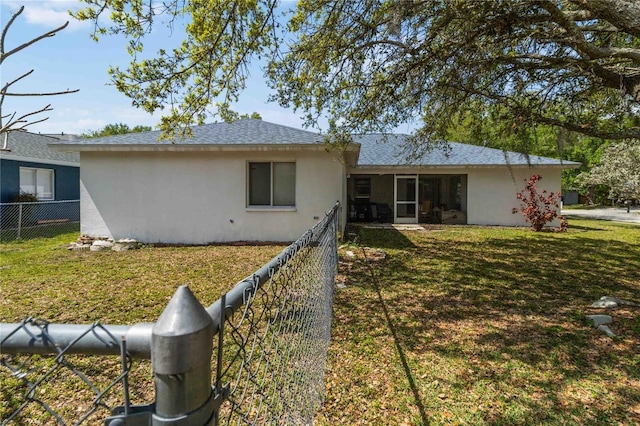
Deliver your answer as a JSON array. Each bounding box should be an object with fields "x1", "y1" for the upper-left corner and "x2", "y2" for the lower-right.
[
  {"x1": 352, "y1": 134, "x2": 580, "y2": 167},
  {"x1": 0, "y1": 131, "x2": 79, "y2": 165},
  {"x1": 48, "y1": 119, "x2": 578, "y2": 168},
  {"x1": 52, "y1": 119, "x2": 323, "y2": 146}
]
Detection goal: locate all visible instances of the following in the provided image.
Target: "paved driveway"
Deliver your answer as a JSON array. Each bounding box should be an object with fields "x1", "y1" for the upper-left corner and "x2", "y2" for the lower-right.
[{"x1": 562, "y1": 206, "x2": 640, "y2": 224}]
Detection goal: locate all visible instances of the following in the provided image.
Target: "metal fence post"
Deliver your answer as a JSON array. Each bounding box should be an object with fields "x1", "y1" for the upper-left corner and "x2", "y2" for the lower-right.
[
  {"x1": 17, "y1": 203, "x2": 22, "y2": 240},
  {"x1": 151, "y1": 285, "x2": 216, "y2": 425}
]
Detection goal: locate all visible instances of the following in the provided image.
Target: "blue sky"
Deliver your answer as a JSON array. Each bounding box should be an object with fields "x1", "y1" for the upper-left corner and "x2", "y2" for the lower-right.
[{"x1": 0, "y1": 0, "x2": 318, "y2": 135}]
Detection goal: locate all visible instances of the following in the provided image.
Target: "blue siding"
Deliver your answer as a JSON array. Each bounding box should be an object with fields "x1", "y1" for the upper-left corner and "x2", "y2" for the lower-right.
[{"x1": 0, "y1": 159, "x2": 79, "y2": 203}]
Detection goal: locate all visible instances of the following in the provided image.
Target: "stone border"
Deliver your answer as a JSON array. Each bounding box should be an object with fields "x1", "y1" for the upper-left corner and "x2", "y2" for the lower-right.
[{"x1": 69, "y1": 236, "x2": 140, "y2": 252}]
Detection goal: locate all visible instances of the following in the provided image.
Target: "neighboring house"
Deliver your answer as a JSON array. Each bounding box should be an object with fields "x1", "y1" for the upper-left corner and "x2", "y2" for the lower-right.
[
  {"x1": 0, "y1": 131, "x2": 80, "y2": 203},
  {"x1": 50, "y1": 120, "x2": 579, "y2": 244}
]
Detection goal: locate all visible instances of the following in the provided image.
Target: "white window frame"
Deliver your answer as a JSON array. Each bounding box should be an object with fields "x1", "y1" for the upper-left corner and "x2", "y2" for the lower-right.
[
  {"x1": 247, "y1": 161, "x2": 296, "y2": 209},
  {"x1": 19, "y1": 167, "x2": 55, "y2": 200}
]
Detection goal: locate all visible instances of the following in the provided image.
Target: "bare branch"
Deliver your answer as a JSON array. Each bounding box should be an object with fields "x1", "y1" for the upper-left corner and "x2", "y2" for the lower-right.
[
  {"x1": 0, "y1": 5, "x2": 78, "y2": 135},
  {"x1": 0, "y1": 69, "x2": 34, "y2": 94},
  {"x1": 1, "y1": 21, "x2": 69, "y2": 65},
  {"x1": 4, "y1": 89, "x2": 80, "y2": 97},
  {"x1": 0, "y1": 104, "x2": 53, "y2": 134},
  {"x1": 1, "y1": 5, "x2": 24, "y2": 57}
]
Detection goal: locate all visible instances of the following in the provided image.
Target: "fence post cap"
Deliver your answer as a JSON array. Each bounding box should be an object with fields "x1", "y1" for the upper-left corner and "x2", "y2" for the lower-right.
[{"x1": 152, "y1": 285, "x2": 213, "y2": 374}]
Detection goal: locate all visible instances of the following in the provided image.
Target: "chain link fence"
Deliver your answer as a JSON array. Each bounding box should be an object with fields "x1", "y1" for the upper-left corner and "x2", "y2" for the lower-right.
[
  {"x1": 1, "y1": 202, "x2": 339, "y2": 425},
  {"x1": 216, "y1": 206, "x2": 337, "y2": 424},
  {"x1": 0, "y1": 320, "x2": 141, "y2": 425},
  {"x1": 0, "y1": 200, "x2": 80, "y2": 242}
]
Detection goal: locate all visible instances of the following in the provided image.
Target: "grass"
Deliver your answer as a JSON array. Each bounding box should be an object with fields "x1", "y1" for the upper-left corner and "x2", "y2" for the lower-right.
[
  {"x1": 317, "y1": 220, "x2": 640, "y2": 425},
  {"x1": 1, "y1": 220, "x2": 639, "y2": 425},
  {"x1": 0, "y1": 233, "x2": 284, "y2": 424},
  {"x1": 0, "y1": 222, "x2": 80, "y2": 243},
  {"x1": 0, "y1": 234, "x2": 283, "y2": 323}
]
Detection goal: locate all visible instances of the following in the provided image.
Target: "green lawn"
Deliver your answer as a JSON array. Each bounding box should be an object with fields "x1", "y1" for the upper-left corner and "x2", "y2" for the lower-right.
[
  {"x1": 318, "y1": 220, "x2": 640, "y2": 425},
  {"x1": 0, "y1": 234, "x2": 285, "y2": 424},
  {"x1": 1, "y1": 220, "x2": 639, "y2": 425}
]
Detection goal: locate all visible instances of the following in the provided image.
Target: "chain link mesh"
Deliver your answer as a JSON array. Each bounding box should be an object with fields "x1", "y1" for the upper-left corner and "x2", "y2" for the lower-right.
[
  {"x1": 216, "y1": 205, "x2": 338, "y2": 425},
  {"x1": 1, "y1": 204, "x2": 339, "y2": 425},
  {"x1": 0, "y1": 200, "x2": 80, "y2": 242},
  {"x1": 0, "y1": 319, "x2": 135, "y2": 425}
]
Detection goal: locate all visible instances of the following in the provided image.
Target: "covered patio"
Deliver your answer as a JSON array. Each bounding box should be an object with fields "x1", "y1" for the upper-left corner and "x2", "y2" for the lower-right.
[{"x1": 347, "y1": 173, "x2": 468, "y2": 225}]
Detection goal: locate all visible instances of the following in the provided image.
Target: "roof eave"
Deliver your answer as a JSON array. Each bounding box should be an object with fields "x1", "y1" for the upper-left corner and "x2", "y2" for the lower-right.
[
  {"x1": 0, "y1": 153, "x2": 79, "y2": 167},
  {"x1": 353, "y1": 162, "x2": 580, "y2": 170}
]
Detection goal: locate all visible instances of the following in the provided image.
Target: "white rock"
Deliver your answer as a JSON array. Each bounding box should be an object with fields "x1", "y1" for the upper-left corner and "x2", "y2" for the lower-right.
[
  {"x1": 597, "y1": 324, "x2": 616, "y2": 338},
  {"x1": 117, "y1": 238, "x2": 138, "y2": 243},
  {"x1": 92, "y1": 240, "x2": 113, "y2": 248},
  {"x1": 112, "y1": 239, "x2": 139, "y2": 252},
  {"x1": 586, "y1": 315, "x2": 612, "y2": 327},
  {"x1": 591, "y1": 296, "x2": 621, "y2": 308},
  {"x1": 69, "y1": 243, "x2": 91, "y2": 251},
  {"x1": 345, "y1": 250, "x2": 356, "y2": 258}
]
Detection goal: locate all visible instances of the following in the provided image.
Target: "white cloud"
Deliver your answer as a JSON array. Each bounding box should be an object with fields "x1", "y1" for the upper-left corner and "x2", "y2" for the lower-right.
[
  {"x1": 4, "y1": 1, "x2": 90, "y2": 32},
  {"x1": 109, "y1": 106, "x2": 158, "y2": 128},
  {"x1": 45, "y1": 105, "x2": 157, "y2": 134},
  {"x1": 29, "y1": 117, "x2": 107, "y2": 136},
  {"x1": 259, "y1": 109, "x2": 307, "y2": 129}
]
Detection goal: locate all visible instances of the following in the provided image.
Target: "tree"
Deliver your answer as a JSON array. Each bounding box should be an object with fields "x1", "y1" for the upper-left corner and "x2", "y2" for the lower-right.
[
  {"x1": 444, "y1": 110, "x2": 612, "y2": 191},
  {"x1": 74, "y1": 0, "x2": 640, "y2": 145},
  {"x1": 81, "y1": 123, "x2": 152, "y2": 138},
  {"x1": 1, "y1": 5, "x2": 78, "y2": 148},
  {"x1": 216, "y1": 104, "x2": 262, "y2": 124},
  {"x1": 513, "y1": 174, "x2": 567, "y2": 231},
  {"x1": 578, "y1": 141, "x2": 640, "y2": 202}
]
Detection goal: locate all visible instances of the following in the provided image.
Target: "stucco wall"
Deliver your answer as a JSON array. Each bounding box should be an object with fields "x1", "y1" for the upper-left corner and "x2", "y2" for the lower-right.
[
  {"x1": 80, "y1": 150, "x2": 346, "y2": 243},
  {"x1": 349, "y1": 166, "x2": 563, "y2": 227},
  {"x1": 466, "y1": 167, "x2": 563, "y2": 226}
]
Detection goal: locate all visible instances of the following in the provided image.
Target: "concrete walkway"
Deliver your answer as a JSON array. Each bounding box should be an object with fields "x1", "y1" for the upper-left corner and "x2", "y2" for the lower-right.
[{"x1": 562, "y1": 206, "x2": 640, "y2": 225}]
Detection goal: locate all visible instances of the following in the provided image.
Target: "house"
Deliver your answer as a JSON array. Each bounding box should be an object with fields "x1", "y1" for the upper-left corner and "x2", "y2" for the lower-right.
[
  {"x1": 1, "y1": 131, "x2": 80, "y2": 235},
  {"x1": 0, "y1": 131, "x2": 80, "y2": 203},
  {"x1": 348, "y1": 134, "x2": 580, "y2": 226},
  {"x1": 50, "y1": 120, "x2": 579, "y2": 244}
]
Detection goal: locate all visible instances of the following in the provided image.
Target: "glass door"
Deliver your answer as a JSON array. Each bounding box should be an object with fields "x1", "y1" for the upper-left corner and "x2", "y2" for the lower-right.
[{"x1": 394, "y1": 175, "x2": 418, "y2": 224}]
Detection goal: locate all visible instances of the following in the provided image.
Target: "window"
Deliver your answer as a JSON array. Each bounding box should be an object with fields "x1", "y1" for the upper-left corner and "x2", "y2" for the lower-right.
[
  {"x1": 20, "y1": 167, "x2": 54, "y2": 200},
  {"x1": 248, "y1": 162, "x2": 295, "y2": 207},
  {"x1": 353, "y1": 177, "x2": 371, "y2": 199}
]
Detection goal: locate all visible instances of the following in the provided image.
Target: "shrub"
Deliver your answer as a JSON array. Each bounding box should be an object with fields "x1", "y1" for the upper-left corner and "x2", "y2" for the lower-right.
[
  {"x1": 11, "y1": 192, "x2": 39, "y2": 203},
  {"x1": 512, "y1": 175, "x2": 567, "y2": 232}
]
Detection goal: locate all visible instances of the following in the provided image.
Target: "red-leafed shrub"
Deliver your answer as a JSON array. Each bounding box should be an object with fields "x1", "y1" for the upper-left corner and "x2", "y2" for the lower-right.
[{"x1": 512, "y1": 175, "x2": 567, "y2": 232}]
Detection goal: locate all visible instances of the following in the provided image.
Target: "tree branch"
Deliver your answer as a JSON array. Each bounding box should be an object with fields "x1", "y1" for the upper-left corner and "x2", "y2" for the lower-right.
[
  {"x1": 1, "y1": 5, "x2": 23, "y2": 57},
  {"x1": 0, "y1": 104, "x2": 53, "y2": 134},
  {"x1": 4, "y1": 89, "x2": 80, "y2": 97},
  {"x1": 534, "y1": 114, "x2": 640, "y2": 140},
  {"x1": 535, "y1": 1, "x2": 632, "y2": 60},
  {"x1": 0, "y1": 5, "x2": 78, "y2": 134},
  {"x1": 1, "y1": 19, "x2": 69, "y2": 65},
  {"x1": 0, "y1": 69, "x2": 34, "y2": 94},
  {"x1": 570, "y1": 0, "x2": 640, "y2": 38}
]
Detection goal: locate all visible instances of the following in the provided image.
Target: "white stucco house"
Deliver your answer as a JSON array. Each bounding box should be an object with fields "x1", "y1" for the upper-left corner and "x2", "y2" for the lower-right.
[{"x1": 51, "y1": 119, "x2": 579, "y2": 244}]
